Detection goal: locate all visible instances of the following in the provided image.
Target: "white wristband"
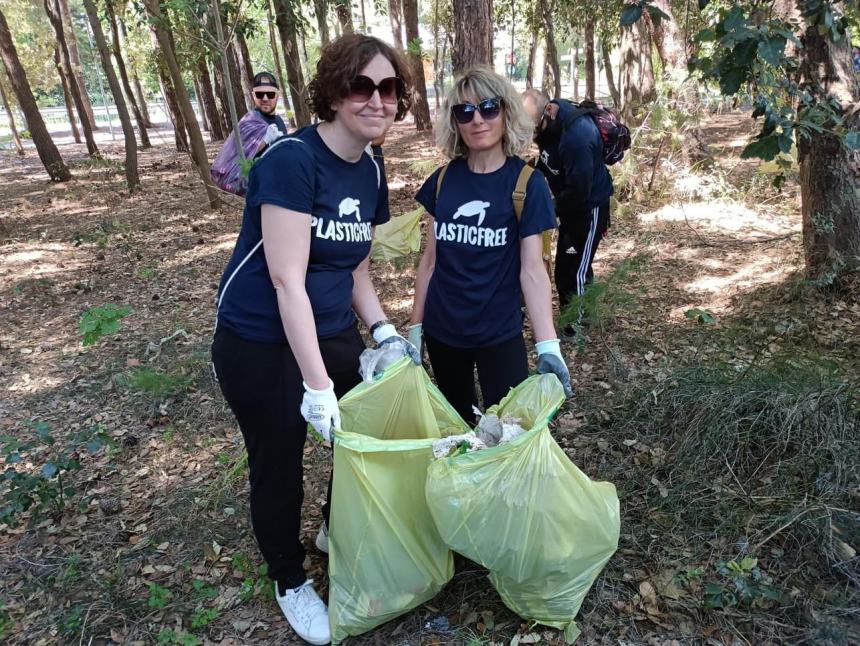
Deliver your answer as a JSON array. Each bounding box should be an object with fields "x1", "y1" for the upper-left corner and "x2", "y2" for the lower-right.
[
  {"x1": 535, "y1": 339, "x2": 562, "y2": 358},
  {"x1": 372, "y1": 323, "x2": 397, "y2": 344}
]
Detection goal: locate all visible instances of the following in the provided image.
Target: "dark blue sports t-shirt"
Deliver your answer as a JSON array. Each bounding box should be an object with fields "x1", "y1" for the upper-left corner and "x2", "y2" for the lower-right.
[
  {"x1": 216, "y1": 125, "x2": 389, "y2": 343},
  {"x1": 415, "y1": 156, "x2": 556, "y2": 348}
]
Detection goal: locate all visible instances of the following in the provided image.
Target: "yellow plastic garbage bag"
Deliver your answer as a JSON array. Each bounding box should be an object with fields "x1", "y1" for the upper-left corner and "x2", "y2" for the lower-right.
[
  {"x1": 370, "y1": 206, "x2": 423, "y2": 262},
  {"x1": 425, "y1": 375, "x2": 620, "y2": 642},
  {"x1": 328, "y1": 358, "x2": 468, "y2": 643}
]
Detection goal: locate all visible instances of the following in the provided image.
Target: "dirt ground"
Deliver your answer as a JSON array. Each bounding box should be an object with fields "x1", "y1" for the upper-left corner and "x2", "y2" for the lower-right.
[{"x1": 1, "y1": 115, "x2": 858, "y2": 646}]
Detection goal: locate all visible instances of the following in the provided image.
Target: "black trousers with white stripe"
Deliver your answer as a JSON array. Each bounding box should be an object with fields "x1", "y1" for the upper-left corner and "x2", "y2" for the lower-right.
[{"x1": 554, "y1": 200, "x2": 610, "y2": 311}]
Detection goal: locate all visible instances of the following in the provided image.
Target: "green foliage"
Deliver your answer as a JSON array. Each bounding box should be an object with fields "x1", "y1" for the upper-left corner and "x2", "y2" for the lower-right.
[
  {"x1": 238, "y1": 156, "x2": 256, "y2": 180},
  {"x1": 1, "y1": 422, "x2": 110, "y2": 526},
  {"x1": 408, "y1": 158, "x2": 440, "y2": 177},
  {"x1": 407, "y1": 37, "x2": 423, "y2": 57},
  {"x1": 157, "y1": 629, "x2": 202, "y2": 646},
  {"x1": 684, "y1": 308, "x2": 717, "y2": 325},
  {"x1": 692, "y1": 0, "x2": 857, "y2": 171},
  {"x1": 122, "y1": 367, "x2": 194, "y2": 401},
  {"x1": 558, "y1": 254, "x2": 645, "y2": 346},
  {"x1": 0, "y1": 604, "x2": 12, "y2": 639},
  {"x1": 147, "y1": 582, "x2": 173, "y2": 609},
  {"x1": 189, "y1": 607, "x2": 219, "y2": 629},
  {"x1": 703, "y1": 557, "x2": 783, "y2": 609},
  {"x1": 79, "y1": 303, "x2": 132, "y2": 346}
]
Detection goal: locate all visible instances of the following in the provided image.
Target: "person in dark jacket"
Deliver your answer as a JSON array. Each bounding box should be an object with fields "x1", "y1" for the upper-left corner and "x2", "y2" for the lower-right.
[
  {"x1": 522, "y1": 89, "x2": 613, "y2": 337},
  {"x1": 250, "y1": 71, "x2": 288, "y2": 142}
]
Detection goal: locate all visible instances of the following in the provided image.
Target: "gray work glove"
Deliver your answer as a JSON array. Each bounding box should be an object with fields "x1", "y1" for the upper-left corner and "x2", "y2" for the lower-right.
[{"x1": 536, "y1": 339, "x2": 574, "y2": 397}]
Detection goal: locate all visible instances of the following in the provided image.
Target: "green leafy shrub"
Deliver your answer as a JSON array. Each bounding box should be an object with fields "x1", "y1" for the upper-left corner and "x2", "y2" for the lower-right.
[{"x1": 79, "y1": 303, "x2": 132, "y2": 346}]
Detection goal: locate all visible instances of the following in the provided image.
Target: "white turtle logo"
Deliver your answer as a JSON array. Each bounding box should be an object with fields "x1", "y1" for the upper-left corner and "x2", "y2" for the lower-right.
[
  {"x1": 338, "y1": 197, "x2": 361, "y2": 221},
  {"x1": 453, "y1": 200, "x2": 491, "y2": 226}
]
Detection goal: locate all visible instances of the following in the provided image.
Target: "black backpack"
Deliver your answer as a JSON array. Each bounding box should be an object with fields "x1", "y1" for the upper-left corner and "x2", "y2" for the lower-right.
[{"x1": 564, "y1": 99, "x2": 631, "y2": 165}]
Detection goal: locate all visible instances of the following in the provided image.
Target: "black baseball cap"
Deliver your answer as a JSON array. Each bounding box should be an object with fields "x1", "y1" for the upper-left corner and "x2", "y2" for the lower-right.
[{"x1": 252, "y1": 72, "x2": 278, "y2": 89}]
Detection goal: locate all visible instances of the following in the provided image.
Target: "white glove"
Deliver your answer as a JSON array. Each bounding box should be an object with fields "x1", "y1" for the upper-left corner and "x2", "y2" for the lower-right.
[
  {"x1": 263, "y1": 123, "x2": 283, "y2": 145},
  {"x1": 372, "y1": 322, "x2": 422, "y2": 365},
  {"x1": 407, "y1": 323, "x2": 423, "y2": 357},
  {"x1": 300, "y1": 379, "x2": 339, "y2": 441}
]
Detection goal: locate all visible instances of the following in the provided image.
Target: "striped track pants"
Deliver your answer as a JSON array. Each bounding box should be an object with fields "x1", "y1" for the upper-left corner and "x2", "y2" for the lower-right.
[{"x1": 554, "y1": 200, "x2": 610, "y2": 312}]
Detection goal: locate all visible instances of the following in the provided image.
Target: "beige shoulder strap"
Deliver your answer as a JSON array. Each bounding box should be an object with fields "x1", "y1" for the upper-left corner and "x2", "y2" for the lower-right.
[
  {"x1": 512, "y1": 165, "x2": 534, "y2": 221},
  {"x1": 435, "y1": 163, "x2": 450, "y2": 199}
]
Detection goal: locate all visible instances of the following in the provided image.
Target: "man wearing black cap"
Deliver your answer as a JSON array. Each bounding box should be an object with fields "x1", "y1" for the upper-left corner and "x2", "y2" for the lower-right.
[{"x1": 251, "y1": 71, "x2": 288, "y2": 145}]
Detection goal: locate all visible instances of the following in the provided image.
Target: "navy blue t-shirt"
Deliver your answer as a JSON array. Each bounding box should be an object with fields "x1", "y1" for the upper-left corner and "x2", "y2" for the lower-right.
[
  {"x1": 216, "y1": 125, "x2": 389, "y2": 343},
  {"x1": 415, "y1": 156, "x2": 556, "y2": 348}
]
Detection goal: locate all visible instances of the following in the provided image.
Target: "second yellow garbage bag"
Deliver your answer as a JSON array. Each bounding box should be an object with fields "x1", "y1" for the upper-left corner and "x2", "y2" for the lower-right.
[
  {"x1": 425, "y1": 375, "x2": 621, "y2": 642},
  {"x1": 370, "y1": 206, "x2": 423, "y2": 262},
  {"x1": 328, "y1": 358, "x2": 468, "y2": 643}
]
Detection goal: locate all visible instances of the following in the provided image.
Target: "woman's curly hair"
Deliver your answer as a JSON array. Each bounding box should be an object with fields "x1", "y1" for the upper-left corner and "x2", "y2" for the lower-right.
[{"x1": 308, "y1": 34, "x2": 413, "y2": 122}]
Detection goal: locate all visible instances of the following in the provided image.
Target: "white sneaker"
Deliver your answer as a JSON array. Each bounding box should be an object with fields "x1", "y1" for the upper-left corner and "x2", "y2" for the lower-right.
[
  {"x1": 315, "y1": 522, "x2": 329, "y2": 554},
  {"x1": 275, "y1": 579, "x2": 331, "y2": 645}
]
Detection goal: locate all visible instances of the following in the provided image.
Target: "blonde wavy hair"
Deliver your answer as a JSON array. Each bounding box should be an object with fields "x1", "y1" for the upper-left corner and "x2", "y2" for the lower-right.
[{"x1": 435, "y1": 66, "x2": 534, "y2": 159}]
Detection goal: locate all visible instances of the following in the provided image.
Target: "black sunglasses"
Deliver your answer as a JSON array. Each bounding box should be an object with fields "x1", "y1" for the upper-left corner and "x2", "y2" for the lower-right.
[
  {"x1": 451, "y1": 97, "x2": 503, "y2": 124},
  {"x1": 347, "y1": 75, "x2": 403, "y2": 104},
  {"x1": 254, "y1": 91, "x2": 277, "y2": 100}
]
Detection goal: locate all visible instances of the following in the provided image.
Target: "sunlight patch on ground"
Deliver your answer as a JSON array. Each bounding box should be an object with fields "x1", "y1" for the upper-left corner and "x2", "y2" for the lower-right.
[
  {"x1": 685, "y1": 256, "x2": 792, "y2": 294},
  {"x1": 0, "y1": 242, "x2": 88, "y2": 281},
  {"x1": 639, "y1": 200, "x2": 795, "y2": 235}
]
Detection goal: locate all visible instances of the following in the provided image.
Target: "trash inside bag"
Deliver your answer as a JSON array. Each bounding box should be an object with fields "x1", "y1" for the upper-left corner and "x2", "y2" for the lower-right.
[
  {"x1": 358, "y1": 341, "x2": 410, "y2": 383},
  {"x1": 425, "y1": 374, "x2": 620, "y2": 642},
  {"x1": 370, "y1": 206, "x2": 424, "y2": 261},
  {"x1": 328, "y1": 358, "x2": 468, "y2": 643},
  {"x1": 210, "y1": 111, "x2": 270, "y2": 195}
]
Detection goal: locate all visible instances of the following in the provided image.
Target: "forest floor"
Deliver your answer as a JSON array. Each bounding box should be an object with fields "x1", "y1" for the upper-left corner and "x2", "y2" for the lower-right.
[{"x1": 0, "y1": 113, "x2": 858, "y2": 646}]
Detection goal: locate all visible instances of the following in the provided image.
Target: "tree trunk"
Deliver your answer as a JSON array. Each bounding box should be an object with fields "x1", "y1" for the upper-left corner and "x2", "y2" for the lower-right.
[
  {"x1": 197, "y1": 57, "x2": 224, "y2": 140},
  {"x1": 402, "y1": 0, "x2": 430, "y2": 129},
  {"x1": 0, "y1": 9, "x2": 70, "y2": 180},
  {"x1": 44, "y1": 0, "x2": 100, "y2": 157},
  {"x1": 210, "y1": 50, "x2": 232, "y2": 135},
  {"x1": 334, "y1": 0, "x2": 353, "y2": 34},
  {"x1": 572, "y1": 42, "x2": 579, "y2": 100},
  {"x1": 57, "y1": 0, "x2": 97, "y2": 130},
  {"x1": 235, "y1": 32, "x2": 255, "y2": 111},
  {"x1": 151, "y1": 27, "x2": 189, "y2": 153},
  {"x1": 106, "y1": 3, "x2": 150, "y2": 148},
  {"x1": 649, "y1": 0, "x2": 686, "y2": 73},
  {"x1": 83, "y1": 0, "x2": 139, "y2": 191},
  {"x1": 274, "y1": 0, "x2": 311, "y2": 127},
  {"x1": 313, "y1": 0, "x2": 330, "y2": 46},
  {"x1": 266, "y1": 0, "x2": 292, "y2": 122},
  {"x1": 228, "y1": 43, "x2": 249, "y2": 118},
  {"x1": 54, "y1": 46, "x2": 81, "y2": 144},
  {"x1": 144, "y1": 0, "x2": 220, "y2": 208},
  {"x1": 359, "y1": 0, "x2": 367, "y2": 32},
  {"x1": 120, "y1": 14, "x2": 153, "y2": 128},
  {"x1": 585, "y1": 18, "x2": 595, "y2": 99},
  {"x1": 192, "y1": 77, "x2": 207, "y2": 131},
  {"x1": 619, "y1": 15, "x2": 656, "y2": 121},
  {"x1": 796, "y1": 22, "x2": 860, "y2": 277},
  {"x1": 451, "y1": 0, "x2": 492, "y2": 73},
  {"x1": 0, "y1": 71, "x2": 24, "y2": 156},
  {"x1": 601, "y1": 41, "x2": 621, "y2": 108},
  {"x1": 539, "y1": 0, "x2": 560, "y2": 98},
  {"x1": 388, "y1": 0, "x2": 404, "y2": 49},
  {"x1": 432, "y1": 0, "x2": 441, "y2": 107},
  {"x1": 526, "y1": 24, "x2": 539, "y2": 89}
]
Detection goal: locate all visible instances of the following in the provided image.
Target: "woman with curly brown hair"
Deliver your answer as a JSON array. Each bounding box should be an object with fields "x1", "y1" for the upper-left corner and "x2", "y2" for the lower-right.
[{"x1": 211, "y1": 34, "x2": 419, "y2": 644}]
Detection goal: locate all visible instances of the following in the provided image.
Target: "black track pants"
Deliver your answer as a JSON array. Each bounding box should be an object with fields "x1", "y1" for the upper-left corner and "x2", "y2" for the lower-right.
[
  {"x1": 425, "y1": 333, "x2": 529, "y2": 424},
  {"x1": 211, "y1": 325, "x2": 364, "y2": 589},
  {"x1": 554, "y1": 201, "x2": 610, "y2": 311}
]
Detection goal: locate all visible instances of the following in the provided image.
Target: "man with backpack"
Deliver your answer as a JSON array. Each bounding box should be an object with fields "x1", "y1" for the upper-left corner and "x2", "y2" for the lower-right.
[{"x1": 522, "y1": 89, "x2": 627, "y2": 338}]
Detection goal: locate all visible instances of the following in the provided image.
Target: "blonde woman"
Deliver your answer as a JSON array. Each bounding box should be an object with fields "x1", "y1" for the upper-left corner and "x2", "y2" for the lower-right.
[{"x1": 408, "y1": 66, "x2": 573, "y2": 423}]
